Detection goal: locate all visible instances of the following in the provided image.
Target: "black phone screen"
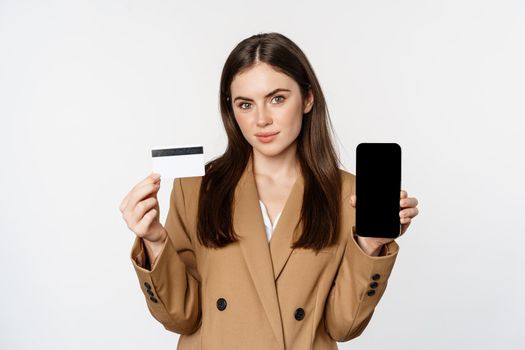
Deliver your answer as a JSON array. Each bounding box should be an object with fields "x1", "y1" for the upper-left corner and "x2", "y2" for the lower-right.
[{"x1": 355, "y1": 143, "x2": 402, "y2": 238}]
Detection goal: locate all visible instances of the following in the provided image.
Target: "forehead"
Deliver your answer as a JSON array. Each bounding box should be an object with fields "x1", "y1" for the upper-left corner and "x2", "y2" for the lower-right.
[{"x1": 230, "y1": 63, "x2": 297, "y2": 96}]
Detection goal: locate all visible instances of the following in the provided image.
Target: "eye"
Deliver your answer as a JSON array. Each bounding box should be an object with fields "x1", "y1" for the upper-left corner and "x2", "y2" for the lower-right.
[
  {"x1": 237, "y1": 95, "x2": 285, "y2": 110},
  {"x1": 238, "y1": 102, "x2": 251, "y2": 110},
  {"x1": 272, "y1": 95, "x2": 285, "y2": 104}
]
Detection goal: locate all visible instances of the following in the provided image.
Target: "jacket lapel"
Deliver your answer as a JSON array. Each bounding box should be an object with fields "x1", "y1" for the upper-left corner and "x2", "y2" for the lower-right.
[{"x1": 234, "y1": 152, "x2": 304, "y2": 350}]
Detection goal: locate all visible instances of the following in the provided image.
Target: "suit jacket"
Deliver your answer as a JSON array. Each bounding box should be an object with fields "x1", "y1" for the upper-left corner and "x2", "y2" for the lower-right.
[{"x1": 130, "y1": 153, "x2": 400, "y2": 349}]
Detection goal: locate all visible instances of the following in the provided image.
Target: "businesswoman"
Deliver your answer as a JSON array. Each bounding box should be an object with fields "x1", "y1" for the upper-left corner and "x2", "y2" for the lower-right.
[{"x1": 120, "y1": 32, "x2": 419, "y2": 349}]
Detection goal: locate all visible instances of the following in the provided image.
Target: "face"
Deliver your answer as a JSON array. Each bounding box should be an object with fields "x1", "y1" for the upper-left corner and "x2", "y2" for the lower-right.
[{"x1": 230, "y1": 62, "x2": 313, "y2": 158}]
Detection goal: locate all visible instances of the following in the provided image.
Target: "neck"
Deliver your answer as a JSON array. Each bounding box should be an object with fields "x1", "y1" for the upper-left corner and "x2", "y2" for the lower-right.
[{"x1": 251, "y1": 143, "x2": 300, "y2": 183}]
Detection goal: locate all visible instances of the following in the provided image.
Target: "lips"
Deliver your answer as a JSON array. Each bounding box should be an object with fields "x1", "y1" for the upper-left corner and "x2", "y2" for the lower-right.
[
  {"x1": 255, "y1": 131, "x2": 279, "y2": 143},
  {"x1": 255, "y1": 131, "x2": 279, "y2": 137}
]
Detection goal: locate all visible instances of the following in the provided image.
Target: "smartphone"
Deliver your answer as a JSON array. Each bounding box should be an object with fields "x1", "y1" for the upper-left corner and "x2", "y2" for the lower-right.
[{"x1": 355, "y1": 143, "x2": 402, "y2": 238}]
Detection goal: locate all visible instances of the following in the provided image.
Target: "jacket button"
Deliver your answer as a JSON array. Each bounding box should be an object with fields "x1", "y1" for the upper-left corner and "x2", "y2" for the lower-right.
[
  {"x1": 147, "y1": 289, "x2": 155, "y2": 297},
  {"x1": 367, "y1": 290, "x2": 376, "y2": 296},
  {"x1": 372, "y1": 273, "x2": 381, "y2": 281},
  {"x1": 216, "y1": 298, "x2": 227, "y2": 311},
  {"x1": 294, "y1": 308, "x2": 305, "y2": 321},
  {"x1": 150, "y1": 296, "x2": 158, "y2": 303},
  {"x1": 144, "y1": 282, "x2": 152, "y2": 290},
  {"x1": 369, "y1": 281, "x2": 378, "y2": 289}
]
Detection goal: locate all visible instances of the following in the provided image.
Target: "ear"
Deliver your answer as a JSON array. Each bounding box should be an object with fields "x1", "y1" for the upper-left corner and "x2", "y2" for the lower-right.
[{"x1": 303, "y1": 89, "x2": 314, "y2": 114}]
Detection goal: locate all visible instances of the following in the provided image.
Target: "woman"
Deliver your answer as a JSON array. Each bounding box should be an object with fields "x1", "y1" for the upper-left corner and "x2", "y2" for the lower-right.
[{"x1": 120, "y1": 32, "x2": 419, "y2": 349}]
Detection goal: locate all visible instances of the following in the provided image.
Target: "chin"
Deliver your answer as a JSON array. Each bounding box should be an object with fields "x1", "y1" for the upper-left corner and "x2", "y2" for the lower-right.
[
  {"x1": 252, "y1": 145, "x2": 283, "y2": 158},
  {"x1": 255, "y1": 149, "x2": 280, "y2": 157},
  {"x1": 254, "y1": 142, "x2": 296, "y2": 158}
]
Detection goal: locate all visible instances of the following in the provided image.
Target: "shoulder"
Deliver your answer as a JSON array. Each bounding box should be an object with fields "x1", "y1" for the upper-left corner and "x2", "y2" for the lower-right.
[
  {"x1": 338, "y1": 168, "x2": 355, "y2": 200},
  {"x1": 177, "y1": 176, "x2": 203, "y2": 199},
  {"x1": 338, "y1": 167, "x2": 355, "y2": 181},
  {"x1": 176, "y1": 170, "x2": 354, "y2": 199}
]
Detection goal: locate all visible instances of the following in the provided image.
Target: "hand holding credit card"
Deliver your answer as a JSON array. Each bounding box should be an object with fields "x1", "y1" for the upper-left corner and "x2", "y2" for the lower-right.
[{"x1": 151, "y1": 144, "x2": 205, "y2": 180}]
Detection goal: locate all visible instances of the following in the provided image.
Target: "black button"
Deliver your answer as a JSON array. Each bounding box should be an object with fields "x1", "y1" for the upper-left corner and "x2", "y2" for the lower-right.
[
  {"x1": 372, "y1": 273, "x2": 381, "y2": 281},
  {"x1": 216, "y1": 298, "x2": 227, "y2": 311},
  {"x1": 150, "y1": 296, "x2": 158, "y2": 303},
  {"x1": 147, "y1": 289, "x2": 155, "y2": 297},
  {"x1": 294, "y1": 308, "x2": 305, "y2": 321},
  {"x1": 367, "y1": 290, "x2": 376, "y2": 296},
  {"x1": 369, "y1": 282, "x2": 378, "y2": 289},
  {"x1": 144, "y1": 282, "x2": 152, "y2": 290}
]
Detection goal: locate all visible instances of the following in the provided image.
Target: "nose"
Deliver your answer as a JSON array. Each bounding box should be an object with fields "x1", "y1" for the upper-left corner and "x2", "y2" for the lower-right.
[{"x1": 255, "y1": 104, "x2": 273, "y2": 126}]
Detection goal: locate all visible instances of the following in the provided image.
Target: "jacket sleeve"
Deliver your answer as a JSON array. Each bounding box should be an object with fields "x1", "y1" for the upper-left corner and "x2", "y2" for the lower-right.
[
  {"x1": 130, "y1": 177, "x2": 202, "y2": 335},
  {"x1": 323, "y1": 225, "x2": 399, "y2": 342}
]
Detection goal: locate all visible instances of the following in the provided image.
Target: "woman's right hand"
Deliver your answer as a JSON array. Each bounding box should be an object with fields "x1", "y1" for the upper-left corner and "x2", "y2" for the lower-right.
[{"x1": 119, "y1": 172, "x2": 167, "y2": 245}]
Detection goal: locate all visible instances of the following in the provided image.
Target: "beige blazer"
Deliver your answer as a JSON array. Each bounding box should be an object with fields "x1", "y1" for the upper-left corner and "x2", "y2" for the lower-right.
[{"x1": 130, "y1": 153, "x2": 400, "y2": 349}]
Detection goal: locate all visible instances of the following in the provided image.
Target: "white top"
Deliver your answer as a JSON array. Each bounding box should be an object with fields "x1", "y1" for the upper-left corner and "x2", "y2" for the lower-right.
[{"x1": 259, "y1": 200, "x2": 282, "y2": 242}]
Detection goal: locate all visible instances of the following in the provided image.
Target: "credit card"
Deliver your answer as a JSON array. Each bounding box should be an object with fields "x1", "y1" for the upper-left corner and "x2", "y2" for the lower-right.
[{"x1": 150, "y1": 144, "x2": 205, "y2": 179}]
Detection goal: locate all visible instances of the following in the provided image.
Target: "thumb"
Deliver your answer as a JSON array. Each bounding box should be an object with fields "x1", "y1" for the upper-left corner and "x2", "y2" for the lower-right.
[{"x1": 350, "y1": 194, "x2": 356, "y2": 208}]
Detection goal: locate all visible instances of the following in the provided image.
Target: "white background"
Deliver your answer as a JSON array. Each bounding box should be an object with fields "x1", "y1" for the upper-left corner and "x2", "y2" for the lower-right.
[{"x1": 1, "y1": 0, "x2": 524, "y2": 349}]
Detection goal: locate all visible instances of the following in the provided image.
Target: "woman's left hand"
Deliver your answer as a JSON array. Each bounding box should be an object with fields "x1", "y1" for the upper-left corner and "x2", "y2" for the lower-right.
[{"x1": 350, "y1": 190, "x2": 419, "y2": 256}]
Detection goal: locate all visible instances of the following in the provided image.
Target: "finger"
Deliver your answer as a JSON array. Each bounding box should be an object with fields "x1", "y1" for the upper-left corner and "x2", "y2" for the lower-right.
[
  {"x1": 120, "y1": 191, "x2": 134, "y2": 213},
  {"x1": 130, "y1": 172, "x2": 161, "y2": 200},
  {"x1": 120, "y1": 173, "x2": 161, "y2": 212},
  {"x1": 400, "y1": 220, "x2": 410, "y2": 235},
  {"x1": 399, "y1": 208, "x2": 413, "y2": 218},
  {"x1": 350, "y1": 195, "x2": 356, "y2": 207},
  {"x1": 129, "y1": 197, "x2": 158, "y2": 227},
  {"x1": 400, "y1": 196, "x2": 418, "y2": 208},
  {"x1": 410, "y1": 197, "x2": 419, "y2": 207},
  {"x1": 400, "y1": 190, "x2": 408, "y2": 199},
  {"x1": 400, "y1": 207, "x2": 418, "y2": 219},
  {"x1": 124, "y1": 180, "x2": 161, "y2": 215},
  {"x1": 123, "y1": 196, "x2": 156, "y2": 228},
  {"x1": 133, "y1": 208, "x2": 158, "y2": 237},
  {"x1": 138, "y1": 172, "x2": 161, "y2": 188},
  {"x1": 119, "y1": 191, "x2": 131, "y2": 213},
  {"x1": 130, "y1": 181, "x2": 160, "y2": 210},
  {"x1": 400, "y1": 216, "x2": 412, "y2": 223}
]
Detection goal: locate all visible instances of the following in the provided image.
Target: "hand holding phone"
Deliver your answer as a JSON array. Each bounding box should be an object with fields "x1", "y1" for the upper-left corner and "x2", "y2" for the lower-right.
[{"x1": 355, "y1": 143, "x2": 402, "y2": 239}]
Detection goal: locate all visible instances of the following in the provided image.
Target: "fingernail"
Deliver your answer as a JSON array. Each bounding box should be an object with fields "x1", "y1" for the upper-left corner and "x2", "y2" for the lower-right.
[{"x1": 151, "y1": 173, "x2": 160, "y2": 179}]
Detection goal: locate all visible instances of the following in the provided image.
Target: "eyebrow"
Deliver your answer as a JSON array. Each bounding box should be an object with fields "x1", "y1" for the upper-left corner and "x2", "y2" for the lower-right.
[{"x1": 233, "y1": 88, "x2": 291, "y2": 103}]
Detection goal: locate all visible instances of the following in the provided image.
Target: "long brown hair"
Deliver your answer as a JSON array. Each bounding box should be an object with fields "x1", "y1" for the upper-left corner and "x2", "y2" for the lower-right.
[{"x1": 196, "y1": 32, "x2": 343, "y2": 253}]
